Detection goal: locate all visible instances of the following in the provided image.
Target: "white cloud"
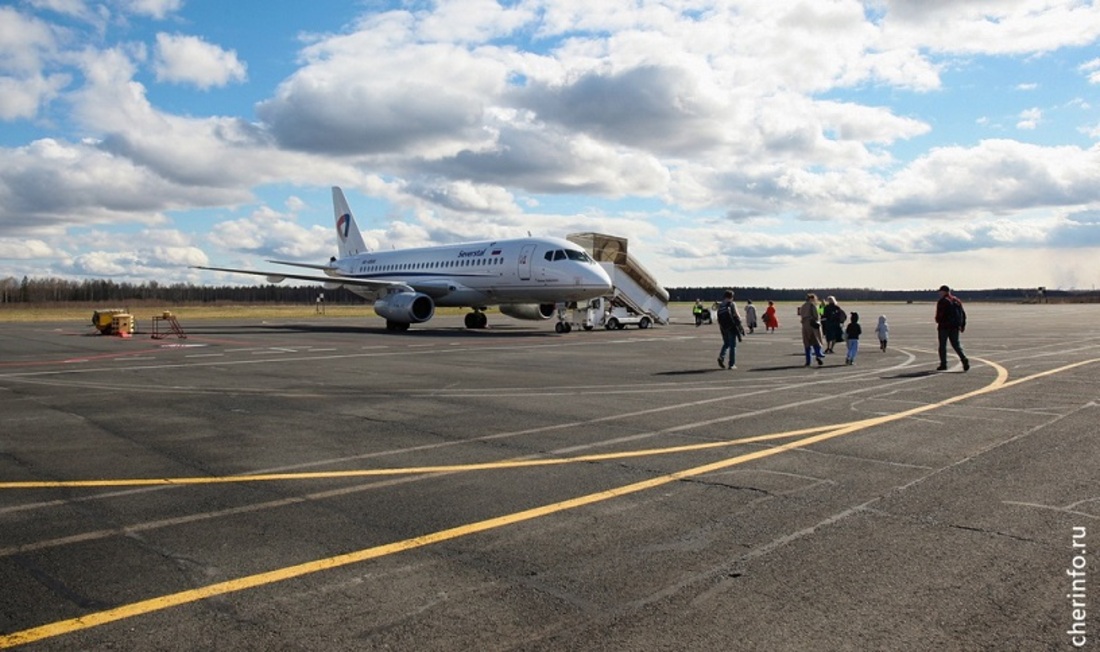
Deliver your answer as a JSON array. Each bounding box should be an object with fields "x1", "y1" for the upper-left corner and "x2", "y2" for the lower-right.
[
  {"x1": 206, "y1": 206, "x2": 334, "y2": 261},
  {"x1": 121, "y1": 0, "x2": 183, "y2": 20},
  {"x1": 1081, "y1": 57, "x2": 1100, "y2": 84},
  {"x1": 1016, "y1": 107, "x2": 1042, "y2": 130},
  {"x1": 0, "y1": 238, "x2": 56, "y2": 259},
  {"x1": 4, "y1": 1, "x2": 1100, "y2": 290},
  {"x1": 879, "y1": 139, "x2": 1100, "y2": 218},
  {"x1": 878, "y1": 0, "x2": 1100, "y2": 55},
  {"x1": 0, "y1": 7, "x2": 58, "y2": 73},
  {"x1": 153, "y1": 33, "x2": 247, "y2": 89},
  {"x1": 0, "y1": 72, "x2": 69, "y2": 120}
]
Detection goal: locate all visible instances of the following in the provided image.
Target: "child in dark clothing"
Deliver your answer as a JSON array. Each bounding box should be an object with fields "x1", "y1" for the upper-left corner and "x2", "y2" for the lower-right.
[{"x1": 845, "y1": 312, "x2": 862, "y2": 365}]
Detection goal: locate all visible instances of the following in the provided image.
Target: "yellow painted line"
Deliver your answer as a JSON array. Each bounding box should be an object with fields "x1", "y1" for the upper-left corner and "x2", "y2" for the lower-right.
[
  {"x1": 1, "y1": 358, "x2": 1095, "y2": 648},
  {"x1": 0, "y1": 424, "x2": 843, "y2": 489},
  {"x1": 0, "y1": 357, "x2": 1019, "y2": 491},
  {"x1": 0, "y1": 354, "x2": 1036, "y2": 491}
]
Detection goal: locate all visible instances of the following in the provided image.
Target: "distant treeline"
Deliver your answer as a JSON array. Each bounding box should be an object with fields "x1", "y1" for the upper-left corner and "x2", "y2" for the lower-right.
[
  {"x1": 2, "y1": 276, "x2": 1097, "y2": 305},
  {"x1": 0, "y1": 276, "x2": 366, "y2": 305},
  {"x1": 669, "y1": 286, "x2": 1100, "y2": 303}
]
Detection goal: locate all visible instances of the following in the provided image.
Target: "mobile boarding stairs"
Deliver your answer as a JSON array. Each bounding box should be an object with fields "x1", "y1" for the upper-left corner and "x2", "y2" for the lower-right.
[{"x1": 564, "y1": 232, "x2": 670, "y2": 331}]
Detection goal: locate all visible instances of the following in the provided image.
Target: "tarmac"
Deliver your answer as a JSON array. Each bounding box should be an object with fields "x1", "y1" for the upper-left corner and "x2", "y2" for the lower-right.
[{"x1": 1, "y1": 301, "x2": 1098, "y2": 651}]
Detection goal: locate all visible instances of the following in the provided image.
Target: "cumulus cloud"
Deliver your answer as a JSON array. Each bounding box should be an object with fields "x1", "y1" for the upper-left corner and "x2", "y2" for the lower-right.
[
  {"x1": 1081, "y1": 58, "x2": 1100, "y2": 84},
  {"x1": 878, "y1": 0, "x2": 1100, "y2": 55},
  {"x1": 153, "y1": 33, "x2": 247, "y2": 89},
  {"x1": 121, "y1": 0, "x2": 183, "y2": 20},
  {"x1": 5, "y1": 1, "x2": 1100, "y2": 288},
  {"x1": 257, "y1": 28, "x2": 501, "y2": 156},
  {"x1": 0, "y1": 238, "x2": 56, "y2": 259},
  {"x1": 0, "y1": 72, "x2": 69, "y2": 120},
  {"x1": 206, "y1": 206, "x2": 334, "y2": 260},
  {"x1": 1016, "y1": 107, "x2": 1042, "y2": 130},
  {"x1": 879, "y1": 139, "x2": 1100, "y2": 219},
  {"x1": 0, "y1": 7, "x2": 57, "y2": 72}
]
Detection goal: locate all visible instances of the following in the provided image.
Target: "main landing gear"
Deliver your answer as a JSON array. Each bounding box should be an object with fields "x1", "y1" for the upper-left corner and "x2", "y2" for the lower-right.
[
  {"x1": 554, "y1": 320, "x2": 573, "y2": 333},
  {"x1": 464, "y1": 310, "x2": 489, "y2": 329}
]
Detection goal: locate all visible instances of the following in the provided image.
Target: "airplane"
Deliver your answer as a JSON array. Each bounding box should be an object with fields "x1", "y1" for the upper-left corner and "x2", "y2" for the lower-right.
[{"x1": 193, "y1": 187, "x2": 613, "y2": 332}]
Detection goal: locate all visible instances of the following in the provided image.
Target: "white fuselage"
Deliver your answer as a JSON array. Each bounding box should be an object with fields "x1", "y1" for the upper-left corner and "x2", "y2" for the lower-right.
[{"x1": 329, "y1": 236, "x2": 611, "y2": 307}]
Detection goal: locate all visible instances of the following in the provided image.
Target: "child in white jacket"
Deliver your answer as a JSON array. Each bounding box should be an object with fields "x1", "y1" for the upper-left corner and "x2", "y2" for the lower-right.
[{"x1": 875, "y1": 315, "x2": 889, "y2": 352}]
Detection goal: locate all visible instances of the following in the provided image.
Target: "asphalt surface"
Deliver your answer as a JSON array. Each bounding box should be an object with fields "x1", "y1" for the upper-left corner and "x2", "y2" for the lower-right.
[{"x1": 0, "y1": 302, "x2": 1098, "y2": 651}]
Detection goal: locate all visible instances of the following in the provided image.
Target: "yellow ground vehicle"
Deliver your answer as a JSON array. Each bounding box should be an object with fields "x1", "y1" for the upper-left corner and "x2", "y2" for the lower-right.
[{"x1": 91, "y1": 309, "x2": 134, "y2": 335}]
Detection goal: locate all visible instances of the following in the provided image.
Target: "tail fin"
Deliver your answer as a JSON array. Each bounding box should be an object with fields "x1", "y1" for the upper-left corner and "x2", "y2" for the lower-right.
[{"x1": 333, "y1": 186, "x2": 369, "y2": 258}]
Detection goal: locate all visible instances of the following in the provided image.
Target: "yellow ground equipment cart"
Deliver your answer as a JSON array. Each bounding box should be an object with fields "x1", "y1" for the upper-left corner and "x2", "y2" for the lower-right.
[{"x1": 91, "y1": 309, "x2": 134, "y2": 336}]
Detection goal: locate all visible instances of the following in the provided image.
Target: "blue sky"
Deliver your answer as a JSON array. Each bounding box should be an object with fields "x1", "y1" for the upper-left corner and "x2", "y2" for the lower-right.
[{"x1": 2, "y1": 0, "x2": 1100, "y2": 291}]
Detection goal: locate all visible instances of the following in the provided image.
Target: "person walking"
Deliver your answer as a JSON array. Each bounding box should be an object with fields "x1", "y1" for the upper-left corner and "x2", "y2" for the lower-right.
[
  {"x1": 715, "y1": 290, "x2": 743, "y2": 369},
  {"x1": 798, "y1": 293, "x2": 825, "y2": 367},
  {"x1": 875, "y1": 315, "x2": 889, "y2": 352},
  {"x1": 844, "y1": 312, "x2": 862, "y2": 365},
  {"x1": 935, "y1": 285, "x2": 969, "y2": 371},
  {"x1": 822, "y1": 296, "x2": 846, "y2": 354},
  {"x1": 743, "y1": 300, "x2": 758, "y2": 334},
  {"x1": 762, "y1": 301, "x2": 779, "y2": 333}
]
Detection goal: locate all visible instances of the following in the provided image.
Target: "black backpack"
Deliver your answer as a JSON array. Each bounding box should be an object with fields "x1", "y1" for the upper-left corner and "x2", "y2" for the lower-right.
[
  {"x1": 946, "y1": 297, "x2": 967, "y2": 330},
  {"x1": 716, "y1": 302, "x2": 740, "y2": 330}
]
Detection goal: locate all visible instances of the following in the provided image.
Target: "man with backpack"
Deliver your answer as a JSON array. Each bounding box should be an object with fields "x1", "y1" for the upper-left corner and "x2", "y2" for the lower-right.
[
  {"x1": 715, "y1": 289, "x2": 744, "y2": 370},
  {"x1": 935, "y1": 284, "x2": 970, "y2": 372}
]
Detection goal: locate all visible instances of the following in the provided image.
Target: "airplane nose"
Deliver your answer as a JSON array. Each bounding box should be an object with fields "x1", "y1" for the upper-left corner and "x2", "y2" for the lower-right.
[{"x1": 593, "y1": 264, "x2": 612, "y2": 290}]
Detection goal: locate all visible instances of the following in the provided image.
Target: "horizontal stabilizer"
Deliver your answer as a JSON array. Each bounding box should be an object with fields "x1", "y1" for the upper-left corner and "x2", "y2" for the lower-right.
[{"x1": 268, "y1": 260, "x2": 337, "y2": 271}]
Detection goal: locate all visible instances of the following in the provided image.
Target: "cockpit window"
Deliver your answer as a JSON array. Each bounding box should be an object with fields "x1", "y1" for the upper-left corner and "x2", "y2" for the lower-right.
[{"x1": 544, "y1": 248, "x2": 594, "y2": 263}]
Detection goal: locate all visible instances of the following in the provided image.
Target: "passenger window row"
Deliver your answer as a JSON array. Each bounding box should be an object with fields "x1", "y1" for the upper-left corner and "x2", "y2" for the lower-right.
[{"x1": 359, "y1": 257, "x2": 505, "y2": 273}]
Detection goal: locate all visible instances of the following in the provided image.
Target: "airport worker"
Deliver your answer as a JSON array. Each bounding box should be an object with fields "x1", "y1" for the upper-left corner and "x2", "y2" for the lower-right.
[
  {"x1": 934, "y1": 285, "x2": 970, "y2": 372},
  {"x1": 822, "y1": 296, "x2": 846, "y2": 354},
  {"x1": 693, "y1": 299, "x2": 705, "y2": 327},
  {"x1": 844, "y1": 312, "x2": 862, "y2": 365},
  {"x1": 743, "y1": 300, "x2": 758, "y2": 334},
  {"x1": 762, "y1": 301, "x2": 779, "y2": 332},
  {"x1": 875, "y1": 315, "x2": 889, "y2": 352},
  {"x1": 715, "y1": 290, "x2": 743, "y2": 369},
  {"x1": 798, "y1": 293, "x2": 825, "y2": 367}
]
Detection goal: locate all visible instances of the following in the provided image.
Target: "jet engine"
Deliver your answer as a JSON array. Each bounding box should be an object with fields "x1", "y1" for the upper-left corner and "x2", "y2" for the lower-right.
[
  {"x1": 498, "y1": 303, "x2": 556, "y2": 321},
  {"x1": 374, "y1": 291, "x2": 435, "y2": 324}
]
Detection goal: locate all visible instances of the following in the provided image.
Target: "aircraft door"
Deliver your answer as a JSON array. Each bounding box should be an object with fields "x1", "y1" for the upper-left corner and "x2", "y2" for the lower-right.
[{"x1": 518, "y1": 244, "x2": 536, "y2": 281}]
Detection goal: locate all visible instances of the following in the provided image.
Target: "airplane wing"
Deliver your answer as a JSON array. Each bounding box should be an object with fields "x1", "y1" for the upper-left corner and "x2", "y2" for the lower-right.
[{"x1": 191, "y1": 265, "x2": 414, "y2": 296}]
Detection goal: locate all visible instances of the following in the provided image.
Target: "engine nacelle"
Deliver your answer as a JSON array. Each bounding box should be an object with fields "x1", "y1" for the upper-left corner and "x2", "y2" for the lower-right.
[
  {"x1": 498, "y1": 303, "x2": 556, "y2": 321},
  {"x1": 374, "y1": 292, "x2": 435, "y2": 324}
]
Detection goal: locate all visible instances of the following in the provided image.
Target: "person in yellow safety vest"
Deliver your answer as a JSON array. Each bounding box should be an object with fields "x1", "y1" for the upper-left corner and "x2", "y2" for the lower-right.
[{"x1": 693, "y1": 299, "x2": 705, "y2": 327}]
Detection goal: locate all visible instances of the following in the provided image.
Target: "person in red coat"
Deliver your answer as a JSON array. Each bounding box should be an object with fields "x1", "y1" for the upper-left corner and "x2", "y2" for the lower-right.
[{"x1": 762, "y1": 300, "x2": 779, "y2": 333}]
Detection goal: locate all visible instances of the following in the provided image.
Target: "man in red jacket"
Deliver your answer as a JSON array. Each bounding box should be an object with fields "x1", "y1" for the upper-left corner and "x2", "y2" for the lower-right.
[{"x1": 935, "y1": 284, "x2": 970, "y2": 372}]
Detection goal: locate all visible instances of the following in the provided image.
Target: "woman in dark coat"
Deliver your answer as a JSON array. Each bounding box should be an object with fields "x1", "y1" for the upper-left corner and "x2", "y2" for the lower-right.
[{"x1": 822, "y1": 296, "x2": 846, "y2": 354}]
